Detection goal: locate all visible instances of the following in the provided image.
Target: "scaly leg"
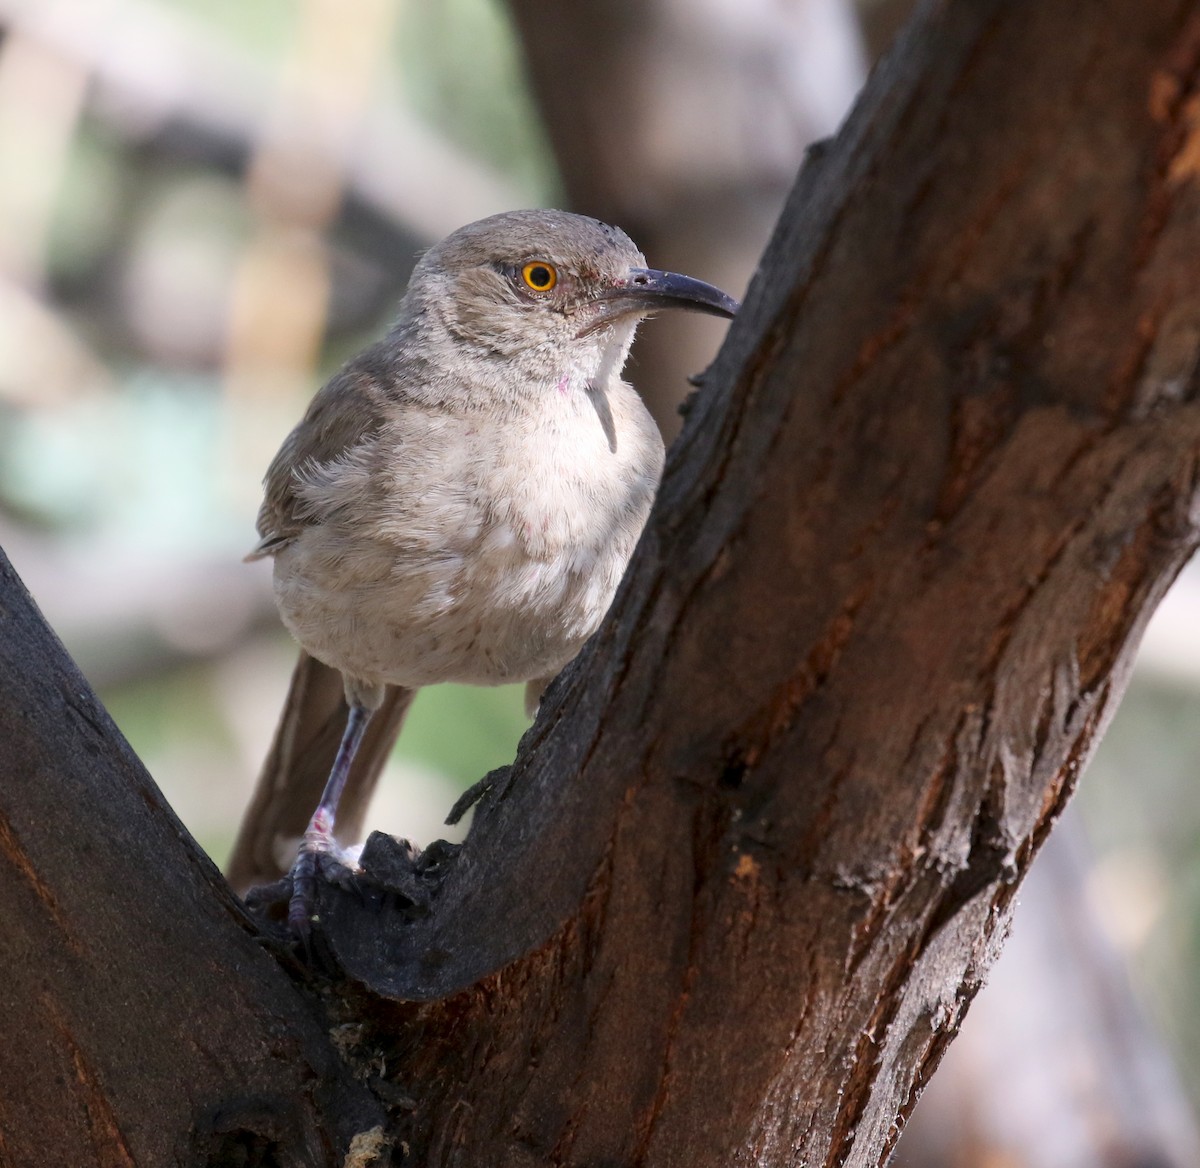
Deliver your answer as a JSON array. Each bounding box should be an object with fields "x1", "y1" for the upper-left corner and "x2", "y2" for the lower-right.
[{"x1": 287, "y1": 700, "x2": 374, "y2": 936}]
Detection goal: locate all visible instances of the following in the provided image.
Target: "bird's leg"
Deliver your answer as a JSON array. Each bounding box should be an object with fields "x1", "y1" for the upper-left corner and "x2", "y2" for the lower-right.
[{"x1": 288, "y1": 697, "x2": 375, "y2": 936}]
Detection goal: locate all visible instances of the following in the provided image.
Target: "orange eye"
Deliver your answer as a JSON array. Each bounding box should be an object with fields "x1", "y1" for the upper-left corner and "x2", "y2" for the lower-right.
[{"x1": 521, "y1": 261, "x2": 557, "y2": 292}]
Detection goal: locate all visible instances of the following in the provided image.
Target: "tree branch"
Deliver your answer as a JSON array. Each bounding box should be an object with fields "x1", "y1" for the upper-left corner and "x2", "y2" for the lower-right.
[
  {"x1": 0, "y1": 551, "x2": 381, "y2": 1165},
  {"x1": 899, "y1": 811, "x2": 1200, "y2": 1167},
  {"x1": 309, "y1": 1, "x2": 1200, "y2": 1163}
]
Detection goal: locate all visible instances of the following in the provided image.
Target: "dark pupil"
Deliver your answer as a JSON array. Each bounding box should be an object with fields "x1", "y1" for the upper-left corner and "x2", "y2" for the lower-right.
[{"x1": 529, "y1": 265, "x2": 551, "y2": 287}]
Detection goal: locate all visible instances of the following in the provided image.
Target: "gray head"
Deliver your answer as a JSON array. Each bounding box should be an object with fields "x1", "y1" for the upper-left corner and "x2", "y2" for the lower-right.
[{"x1": 395, "y1": 209, "x2": 738, "y2": 403}]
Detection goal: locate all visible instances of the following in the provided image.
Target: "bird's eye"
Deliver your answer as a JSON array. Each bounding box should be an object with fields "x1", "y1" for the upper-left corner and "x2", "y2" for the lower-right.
[{"x1": 521, "y1": 261, "x2": 557, "y2": 292}]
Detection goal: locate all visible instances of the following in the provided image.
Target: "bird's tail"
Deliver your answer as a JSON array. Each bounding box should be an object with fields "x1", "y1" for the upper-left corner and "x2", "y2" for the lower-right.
[{"x1": 224, "y1": 649, "x2": 415, "y2": 894}]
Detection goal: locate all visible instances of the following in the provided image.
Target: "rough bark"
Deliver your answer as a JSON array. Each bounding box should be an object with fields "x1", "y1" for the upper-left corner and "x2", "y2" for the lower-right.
[
  {"x1": 314, "y1": 4, "x2": 1200, "y2": 1161},
  {"x1": 0, "y1": 553, "x2": 384, "y2": 1165},
  {"x1": 4, "y1": 0, "x2": 1200, "y2": 1165},
  {"x1": 313, "y1": 0, "x2": 1200, "y2": 1163}
]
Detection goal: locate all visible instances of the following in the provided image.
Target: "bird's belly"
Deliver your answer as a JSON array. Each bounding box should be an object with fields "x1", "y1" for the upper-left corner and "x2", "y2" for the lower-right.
[
  {"x1": 272, "y1": 526, "x2": 627, "y2": 689},
  {"x1": 272, "y1": 375, "x2": 662, "y2": 690}
]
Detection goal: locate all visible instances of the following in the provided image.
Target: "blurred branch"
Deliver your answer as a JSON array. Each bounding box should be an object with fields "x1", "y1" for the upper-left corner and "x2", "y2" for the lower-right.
[
  {"x1": 898, "y1": 809, "x2": 1200, "y2": 1167},
  {"x1": 0, "y1": 25, "x2": 87, "y2": 288},
  {"x1": 505, "y1": 0, "x2": 866, "y2": 432},
  {"x1": 0, "y1": 0, "x2": 523, "y2": 238},
  {"x1": 222, "y1": 0, "x2": 402, "y2": 480},
  {"x1": 0, "y1": 0, "x2": 525, "y2": 350},
  {"x1": 0, "y1": 274, "x2": 111, "y2": 406},
  {"x1": 0, "y1": 521, "x2": 276, "y2": 687}
]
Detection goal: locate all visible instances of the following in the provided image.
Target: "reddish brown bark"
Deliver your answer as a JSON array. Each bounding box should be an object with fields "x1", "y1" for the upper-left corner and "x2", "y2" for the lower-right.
[{"x1": 321, "y1": 2, "x2": 1200, "y2": 1163}]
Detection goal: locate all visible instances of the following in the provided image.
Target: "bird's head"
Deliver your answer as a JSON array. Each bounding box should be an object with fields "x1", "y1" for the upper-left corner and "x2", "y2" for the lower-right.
[{"x1": 398, "y1": 209, "x2": 738, "y2": 401}]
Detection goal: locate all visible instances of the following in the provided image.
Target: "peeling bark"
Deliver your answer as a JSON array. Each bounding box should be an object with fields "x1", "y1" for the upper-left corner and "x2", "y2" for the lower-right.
[{"x1": 897, "y1": 813, "x2": 1200, "y2": 1168}]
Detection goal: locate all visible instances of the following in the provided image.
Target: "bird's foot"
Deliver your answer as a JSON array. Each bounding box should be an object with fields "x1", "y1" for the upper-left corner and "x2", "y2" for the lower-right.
[{"x1": 287, "y1": 817, "x2": 361, "y2": 940}]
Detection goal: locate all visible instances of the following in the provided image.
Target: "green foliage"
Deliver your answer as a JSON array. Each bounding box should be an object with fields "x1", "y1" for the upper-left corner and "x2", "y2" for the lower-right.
[{"x1": 401, "y1": 682, "x2": 528, "y2": 788}]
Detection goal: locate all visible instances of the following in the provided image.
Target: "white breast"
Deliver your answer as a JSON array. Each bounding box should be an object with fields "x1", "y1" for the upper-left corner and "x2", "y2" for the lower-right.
[{"x1": 273, "y1": 372, "x2": 664, "y2": 691}]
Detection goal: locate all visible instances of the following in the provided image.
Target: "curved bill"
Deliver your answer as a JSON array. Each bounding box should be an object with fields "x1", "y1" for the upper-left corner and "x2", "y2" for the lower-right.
[{"x1": 578, "y1": 267, "x2": 740, "y2": 336}]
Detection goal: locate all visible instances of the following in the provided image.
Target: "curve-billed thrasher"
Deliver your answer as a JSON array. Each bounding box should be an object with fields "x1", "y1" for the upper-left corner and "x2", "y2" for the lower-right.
[{"x1": 225, "y1": 209, "x2": 738, "y2": 931}]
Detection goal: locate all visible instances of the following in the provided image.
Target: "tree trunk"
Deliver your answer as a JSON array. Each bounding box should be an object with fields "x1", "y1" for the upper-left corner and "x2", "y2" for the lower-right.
[{"x1": 4, "y1": 0, "x2": 1200, "y2": 1164}]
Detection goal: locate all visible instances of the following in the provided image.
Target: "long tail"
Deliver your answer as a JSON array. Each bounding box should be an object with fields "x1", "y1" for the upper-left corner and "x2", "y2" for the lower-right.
[{"x1": 225, "y1": 650, "x2": 415, "y2": 894}]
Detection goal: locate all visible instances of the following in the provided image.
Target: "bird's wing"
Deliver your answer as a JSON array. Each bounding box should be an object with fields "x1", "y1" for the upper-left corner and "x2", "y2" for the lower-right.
[
  {"x1": 230, "y1": 341, "x2": 421, "y2": 891},
  {"x1": 248, "y1": 341, "x2": 400, "y2": 559}
]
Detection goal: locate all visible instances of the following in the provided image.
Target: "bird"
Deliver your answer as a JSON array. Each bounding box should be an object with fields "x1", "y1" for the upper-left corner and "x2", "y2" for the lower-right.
[{"x1": 223, "y1": 209, "x2": 738, "y2": 933}]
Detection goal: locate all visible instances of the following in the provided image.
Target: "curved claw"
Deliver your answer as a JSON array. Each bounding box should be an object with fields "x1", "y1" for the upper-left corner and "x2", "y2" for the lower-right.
[{"x1": 287, "y1": 849, "x2": 320, "y2": 939}]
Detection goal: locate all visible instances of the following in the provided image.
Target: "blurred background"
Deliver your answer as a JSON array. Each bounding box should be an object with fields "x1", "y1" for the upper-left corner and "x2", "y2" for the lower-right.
[{"x1": 0, "y1": 1, "x2": 1197, "y2": 1163}]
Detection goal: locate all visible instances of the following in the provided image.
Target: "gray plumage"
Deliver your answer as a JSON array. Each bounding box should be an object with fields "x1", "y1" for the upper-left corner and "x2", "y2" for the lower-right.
[{"x1": 226, "y1": 209, "x2": 737, "y2": 899}]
